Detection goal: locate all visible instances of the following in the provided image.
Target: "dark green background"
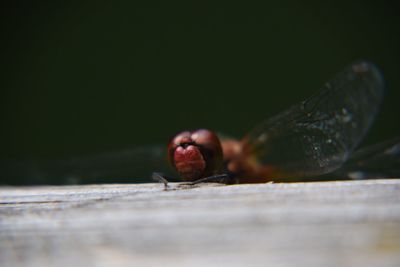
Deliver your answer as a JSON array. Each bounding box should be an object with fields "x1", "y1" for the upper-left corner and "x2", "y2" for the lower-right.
[{"x1": 1, "y1": 1, "x2": 400, "y2": 184}]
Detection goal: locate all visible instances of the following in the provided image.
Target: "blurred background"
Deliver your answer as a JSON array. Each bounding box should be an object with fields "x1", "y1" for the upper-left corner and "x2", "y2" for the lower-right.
[{"x1": 1, "y1": 1, "x2": 399, "y2": 185}]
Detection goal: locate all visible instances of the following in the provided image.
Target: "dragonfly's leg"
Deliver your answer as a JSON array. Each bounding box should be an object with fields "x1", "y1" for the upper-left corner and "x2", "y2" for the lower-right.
[
  {"x1": 152, "y1": 172, "x2": 170, "y2": 189},
  {"x1": 183, "y1": 173, "x2": 233, "y2": 185}
]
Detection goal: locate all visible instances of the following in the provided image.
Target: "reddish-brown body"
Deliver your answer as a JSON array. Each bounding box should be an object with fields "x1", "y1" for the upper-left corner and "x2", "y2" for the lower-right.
[
  {"x1": 168, "y1": 129, "x2": 275, "y2": 183},
  {"x1": 220, "y1": 136, "x2": 277, "y2": 183}
]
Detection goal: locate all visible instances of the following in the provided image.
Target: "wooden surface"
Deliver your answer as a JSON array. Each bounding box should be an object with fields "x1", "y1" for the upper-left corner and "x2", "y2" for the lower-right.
[{"x1": 1, "y1": 179, "x2": 400, "y2": 267}]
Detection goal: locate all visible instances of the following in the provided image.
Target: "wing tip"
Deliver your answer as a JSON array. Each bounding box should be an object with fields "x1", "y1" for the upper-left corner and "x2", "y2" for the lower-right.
[
  {"x1": 351, "y1": 59, "x2": 385, "y2": 94},
  {"x1": 351, "y1": 60, "x2": 373, "y2": 73}
]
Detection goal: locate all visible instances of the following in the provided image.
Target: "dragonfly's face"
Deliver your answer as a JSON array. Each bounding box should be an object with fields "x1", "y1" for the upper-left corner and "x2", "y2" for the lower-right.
[{"x1": 168, "y1": 129, "x2": 223, "y2": 181}]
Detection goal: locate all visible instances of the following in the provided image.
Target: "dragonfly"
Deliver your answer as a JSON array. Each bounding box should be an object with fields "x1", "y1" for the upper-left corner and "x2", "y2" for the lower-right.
[
  {"x1": 157, "y1": 60, "x2": 399, "y2": 185},
  {"x1": 1, "y1": 60, "x2": 399, "y2": 185}
]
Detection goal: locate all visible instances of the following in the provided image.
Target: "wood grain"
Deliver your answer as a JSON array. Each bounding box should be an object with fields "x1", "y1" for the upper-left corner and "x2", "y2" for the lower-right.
[{"x1": 1, "y1": 179, "x2": 400, "y2": 267}]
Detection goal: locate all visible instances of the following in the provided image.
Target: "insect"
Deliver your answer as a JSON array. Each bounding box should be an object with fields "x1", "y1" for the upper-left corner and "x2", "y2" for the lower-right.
[
  {"x1": 155, "y1": 60, "x2": 400, "y2": 185},
  {"x1": 1, "y1": 60, "x2": 399, "y2": 185}
]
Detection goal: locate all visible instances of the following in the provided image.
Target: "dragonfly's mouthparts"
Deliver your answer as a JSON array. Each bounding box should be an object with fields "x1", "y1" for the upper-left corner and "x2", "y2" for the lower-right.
[{"x1": 179, "y1": 142, "x2": 196, "y2": 148}]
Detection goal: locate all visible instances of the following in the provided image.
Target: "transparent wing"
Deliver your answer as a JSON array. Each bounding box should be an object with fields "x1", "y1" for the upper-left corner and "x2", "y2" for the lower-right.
[
  {"x1": 323, "y1": 137, "x2": 400, "y2": 180},
  {"x1": 241, "y1": 60, "x2": 384, "y2": 181},
  {"x1": 0, "y1": 145, "x2": 173, "y2": 185}
]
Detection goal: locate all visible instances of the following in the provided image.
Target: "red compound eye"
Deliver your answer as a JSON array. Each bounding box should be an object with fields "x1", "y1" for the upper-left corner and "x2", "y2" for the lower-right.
[{"x1": 168, "y1": 129, "x2": 223, "y2": 181}]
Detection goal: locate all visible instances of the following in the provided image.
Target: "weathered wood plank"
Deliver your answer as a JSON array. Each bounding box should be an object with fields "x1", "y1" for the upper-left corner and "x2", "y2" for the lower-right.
[{"x1": 1, "y1": 179, "x2": 400, "y2": 267}]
